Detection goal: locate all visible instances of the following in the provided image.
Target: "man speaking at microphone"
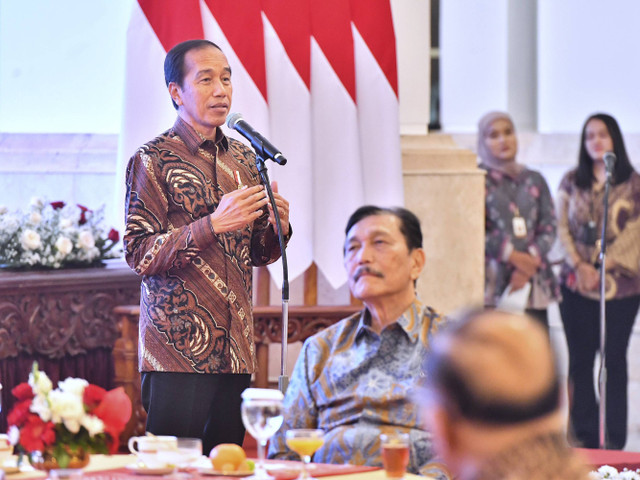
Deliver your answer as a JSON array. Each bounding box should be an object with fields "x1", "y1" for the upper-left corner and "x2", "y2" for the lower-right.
[{"x1": 124, "y1": 39, "x2": 291, "y2": 454}]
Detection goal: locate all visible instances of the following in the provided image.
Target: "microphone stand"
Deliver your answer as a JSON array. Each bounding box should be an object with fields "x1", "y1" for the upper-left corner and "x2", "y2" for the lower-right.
[
  {"x1": 253, "y1": 152, "x2": 290, "y2": 394},
  {"x1": 598, "y1": 167, "x2": 612, "y2": 449}
]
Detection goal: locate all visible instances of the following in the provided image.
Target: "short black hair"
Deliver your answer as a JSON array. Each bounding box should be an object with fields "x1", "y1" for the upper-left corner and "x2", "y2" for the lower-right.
[
  {"x1": 164, "y1": 39, "x2": 223, "y2": 110},
  {"x1": 344, "y1": 205, "x2": 423, "y2": 252},
  {"x1": 575, "y1": 113, "x2": 636, "y2": 188},
  {"x1": 421, "y1": 307, "x2": 560, "y2": 425}
]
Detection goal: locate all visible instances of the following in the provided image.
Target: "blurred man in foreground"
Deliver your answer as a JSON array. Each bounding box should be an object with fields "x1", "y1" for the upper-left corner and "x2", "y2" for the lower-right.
[
  {"x1": 269, "y1": 205, "x2": 446, "y2": 476},
  {"x1": 418, "y1": 308, "x2": 590, "y2": 480}
]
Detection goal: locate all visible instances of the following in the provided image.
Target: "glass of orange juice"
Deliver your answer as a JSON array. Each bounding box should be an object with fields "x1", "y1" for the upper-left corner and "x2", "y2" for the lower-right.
[
  {"x1": 285, "y1": 429, "x2": 325, "y2": 480},
  {"x1": 380, "y1": 432, "x2": 410, "y2": 479}
]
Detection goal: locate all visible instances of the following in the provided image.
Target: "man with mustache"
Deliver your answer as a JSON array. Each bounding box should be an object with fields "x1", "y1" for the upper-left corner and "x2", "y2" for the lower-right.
[
  {"x1": 269, "y1": 205, "x2": 446, "y2": 476},
  {"x1": 124, "y1": 39, "x2": 291, "y2": 455}
]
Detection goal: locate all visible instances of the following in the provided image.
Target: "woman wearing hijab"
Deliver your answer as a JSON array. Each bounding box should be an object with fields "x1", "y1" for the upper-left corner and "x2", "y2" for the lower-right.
[
  {"x1": 557, "y1": 113, "x2": 640, "y2": 450},
  {"x1": 478, "y1": 111, "x2": 560, "y2": 328}
]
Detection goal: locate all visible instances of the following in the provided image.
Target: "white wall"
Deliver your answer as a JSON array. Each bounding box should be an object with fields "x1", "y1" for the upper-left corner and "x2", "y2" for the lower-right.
[
  {"x1": 441, "y1": 0, "x2": 640, "y2": 134},
  {"x1": 538, "y1": 0, "x2": 640, "y2": 133},
  {"x1": 0, "y1": 0, "x2": 131, "y2": 134},
  {"x1": 440, "y1": 0, "x2": 509, "y2": 132}
]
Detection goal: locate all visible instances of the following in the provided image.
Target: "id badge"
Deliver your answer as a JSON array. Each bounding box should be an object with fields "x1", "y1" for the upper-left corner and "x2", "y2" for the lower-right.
[{"x1": 512, "y1": 216, "x2": 527, "y2": 238}]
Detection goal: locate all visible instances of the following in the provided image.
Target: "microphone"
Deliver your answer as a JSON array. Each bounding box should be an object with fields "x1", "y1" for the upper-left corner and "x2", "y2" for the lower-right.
[
  {"x1": 603, "y1": 151, "x2": 616, "y2": 180},
  {"x1": 226, "y1": 113, "x2": 287, "y2": 165}
]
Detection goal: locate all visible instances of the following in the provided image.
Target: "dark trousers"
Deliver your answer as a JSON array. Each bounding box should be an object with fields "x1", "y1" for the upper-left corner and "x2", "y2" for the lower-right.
[
  {"x1": 141, "y1": 371, "x2": 251, "y2": 456},
  {"x1": 559, "y1": 286, "x2": 640, "y2": 449}
]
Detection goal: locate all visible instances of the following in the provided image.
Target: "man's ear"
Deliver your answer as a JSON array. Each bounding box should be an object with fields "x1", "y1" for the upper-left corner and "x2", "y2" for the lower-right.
[
  {"x1": 410, "y1": 247, "x2": 426, "y2": 281},
  {"x1": 168, "y1": 82, "x2": 182, "y2": 107}
]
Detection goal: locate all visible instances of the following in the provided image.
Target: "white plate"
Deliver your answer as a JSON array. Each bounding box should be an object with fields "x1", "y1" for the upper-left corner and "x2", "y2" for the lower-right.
[{"x1": 125, "y1": 464, "x2": 175, "y2": 475}]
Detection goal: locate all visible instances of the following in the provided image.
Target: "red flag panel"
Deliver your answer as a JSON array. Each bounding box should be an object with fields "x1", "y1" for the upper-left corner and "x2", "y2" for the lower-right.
[
  {"x1": 261, "y1": 0, "x2": 311, "y2": 90},
  {"x1": 350, "y1": 0, "x2": 398, "y2": 96},
  {"x1": 204, "y1": 0, "x2": 267, "y2": 101},
  {"x1": 138, "y1": 0, "x2": 204, "y2": 53},
  {"x1": 310, "y1": 0, "x2": 356, "y2": 102}
]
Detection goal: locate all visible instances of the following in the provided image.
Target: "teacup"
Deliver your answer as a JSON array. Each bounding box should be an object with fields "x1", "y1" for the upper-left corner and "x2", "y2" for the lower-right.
[{"x1": 128, "y1": 435, "x2": 177, "y2": 468}]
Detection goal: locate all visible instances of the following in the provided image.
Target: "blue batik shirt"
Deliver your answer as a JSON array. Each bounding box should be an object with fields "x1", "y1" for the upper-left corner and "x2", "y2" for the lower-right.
[{"x1": 267, "y1": 300, "x2": 446, "y2": 475}]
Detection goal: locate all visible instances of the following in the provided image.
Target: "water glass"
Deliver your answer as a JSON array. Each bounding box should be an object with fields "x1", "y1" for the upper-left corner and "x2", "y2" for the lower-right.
[{"x1": 241, "y1": 388, "x2": 284, "y2": 480}]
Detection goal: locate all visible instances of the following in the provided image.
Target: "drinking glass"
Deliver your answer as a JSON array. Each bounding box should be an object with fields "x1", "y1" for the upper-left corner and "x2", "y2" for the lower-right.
[
  {"x1": 241, "y1": 388, "x2": 284, "y2": 480},
  {"x1": 161, "y1": 437, "x2": 202, "y2": 478},
  {"x1": 285, "y1": 429, "x2": 324, "y2": 480},
  {"x1": 380, "y1": 432, "x2": 410, "y2": 480}
]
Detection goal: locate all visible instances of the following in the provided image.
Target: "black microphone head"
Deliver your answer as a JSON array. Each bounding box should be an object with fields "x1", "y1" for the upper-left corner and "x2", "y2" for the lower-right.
[
  {"x1": 603, "y1": 151, "x2": 616, "y2": 165},
  {"x1": 603, "y1": 151, "x2": 616, "y2": 172},
  {"x1": 226, "y1": 112, "x2": 243, "y2": 129}
]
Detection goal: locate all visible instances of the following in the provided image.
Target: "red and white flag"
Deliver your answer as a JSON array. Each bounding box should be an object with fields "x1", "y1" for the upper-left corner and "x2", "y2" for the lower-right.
[{"x1": 115, "y1": 0, "x2": 402, "y2": 288}]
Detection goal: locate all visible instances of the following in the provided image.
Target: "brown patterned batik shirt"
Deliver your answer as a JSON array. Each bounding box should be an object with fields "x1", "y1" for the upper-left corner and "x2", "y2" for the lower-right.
[
  {"x1": 557, "y1": 169, "x2": 640, "y2": 300},
  {"x1": 124, "y1": 117, "x2": 288, "y2": 374}
]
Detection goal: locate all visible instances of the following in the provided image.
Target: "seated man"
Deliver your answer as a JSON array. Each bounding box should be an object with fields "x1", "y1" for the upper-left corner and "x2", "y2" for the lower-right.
[
  {"x1": 418, "y1": 308, "x2": 590, "y2": 480},
  {"x1": 268, "y1": 205, "x2": 446, "y2": 475}
]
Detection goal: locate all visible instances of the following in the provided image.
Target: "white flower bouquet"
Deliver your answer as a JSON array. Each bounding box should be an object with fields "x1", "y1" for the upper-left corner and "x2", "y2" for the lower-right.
[
  {"x1": 7, "y1": 362, "x2": 132, "y2": 466},
  {"x1": 0, "y1": 198, "x2": 120, "y2": 269},
  {"x1": 590, "y1": 465, "x2": 640, "y2": 479}
]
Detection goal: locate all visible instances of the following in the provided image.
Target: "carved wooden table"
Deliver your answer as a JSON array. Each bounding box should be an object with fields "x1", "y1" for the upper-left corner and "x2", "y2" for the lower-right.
[
  {"x1": 0, "y1": 260, "x2": 140, "y2": 431},
  {"x1": 112, "y1": 303, "x2": 362, "y2": 441}
]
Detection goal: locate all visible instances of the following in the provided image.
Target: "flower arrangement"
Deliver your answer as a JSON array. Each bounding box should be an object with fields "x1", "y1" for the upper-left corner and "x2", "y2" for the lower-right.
[
  {"x1": 590, "y1": 465, "x2": 640, "y2": 479},
  {"x1": 7, "y1": 363, "x2": 132, "y2": 468},
  {"x1": 0, "y1": 198, "x2": 120, "y2": 269}
]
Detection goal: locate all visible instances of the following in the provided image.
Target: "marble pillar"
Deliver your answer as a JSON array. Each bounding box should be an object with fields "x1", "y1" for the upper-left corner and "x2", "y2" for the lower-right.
[{"x1": 402, "y1": 134, "x2": 485, "y2": 314}]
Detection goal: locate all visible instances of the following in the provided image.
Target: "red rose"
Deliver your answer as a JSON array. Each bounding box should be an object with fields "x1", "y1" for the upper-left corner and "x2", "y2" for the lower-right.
[
  {"x1": 50, "y1": 201, "x2": 66, "y2": 210},
  {"x1": 18, "y1": 415, "x2": 56, "y2": 453},
  {"x1": 83, "y1": 384, "x2": 106, "y2": 412},
  {"x1": 7, "y1": 399, "x2": 32, "y2": 427},
  {"x1": 77, "y1": 204, "x2": 90, "y2": 225},
  {"x1": 11, "y1": 382, "x2": 34, "y2": 401},
  {"x1": 107, "y1": 228, "x2": 120, "y2": 243},
  {"x1": 92, "y1": 387, "x2": 132, "y2": 453}
]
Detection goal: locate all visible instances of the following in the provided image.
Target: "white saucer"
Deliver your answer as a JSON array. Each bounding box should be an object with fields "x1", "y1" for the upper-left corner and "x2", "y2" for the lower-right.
[
  {"x1": 197, "y1": 468, "x2": 252, "y2": 477},
  {"x1": 125, "y1": 464, "x2": 175, "y2": 475}
]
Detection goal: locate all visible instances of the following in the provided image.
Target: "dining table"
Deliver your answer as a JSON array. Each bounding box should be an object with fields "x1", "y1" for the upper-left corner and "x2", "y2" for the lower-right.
[
  {"x1": 2, "y1": 454, "x2": 425, "y2": 480},
  {"x1": 6, "y1": 448, "x2": 640, "y2": 480}
]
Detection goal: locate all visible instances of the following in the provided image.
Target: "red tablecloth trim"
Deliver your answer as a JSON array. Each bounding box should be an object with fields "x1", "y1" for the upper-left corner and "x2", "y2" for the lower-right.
[{"x1": 576, "y1": 448, "x2": 640, "y2": 471}]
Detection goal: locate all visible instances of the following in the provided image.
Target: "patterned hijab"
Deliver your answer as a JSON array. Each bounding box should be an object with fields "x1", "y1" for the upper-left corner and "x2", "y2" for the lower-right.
[{"x1": 477, "y1": 111, "x2": 525, "y2": 178}]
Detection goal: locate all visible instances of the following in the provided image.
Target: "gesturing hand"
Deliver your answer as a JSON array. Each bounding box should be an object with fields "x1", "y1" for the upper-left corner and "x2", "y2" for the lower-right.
[
  {"x1": 267, "y1": 181, "x2": 290, "y2": 236},
  {"x1": 209, "y1": 185, "x2": 269, "y2": 233}
]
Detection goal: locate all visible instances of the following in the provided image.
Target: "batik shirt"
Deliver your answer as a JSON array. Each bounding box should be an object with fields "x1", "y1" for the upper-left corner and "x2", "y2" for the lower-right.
[
  {"x1": 471, "y1": 431, "x2": 590, "y2": 480},
  {"x1": 557, "y1": 169, "x2": 640, "y2": 300},
  {"x1": 124, "y1": 117, "x2": 288, "y2": 374},
  {"x1": 481, "y1": 164, "x2": 560, "y2": 309},
  {"x1": 267, "y1": 300, "x2": 446, "y2": 475}
]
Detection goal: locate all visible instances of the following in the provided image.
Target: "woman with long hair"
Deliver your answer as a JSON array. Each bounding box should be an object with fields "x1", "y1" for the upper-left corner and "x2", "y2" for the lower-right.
[{"x1": 557, "y1": 113, "x2": 640, "y2": 449}]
